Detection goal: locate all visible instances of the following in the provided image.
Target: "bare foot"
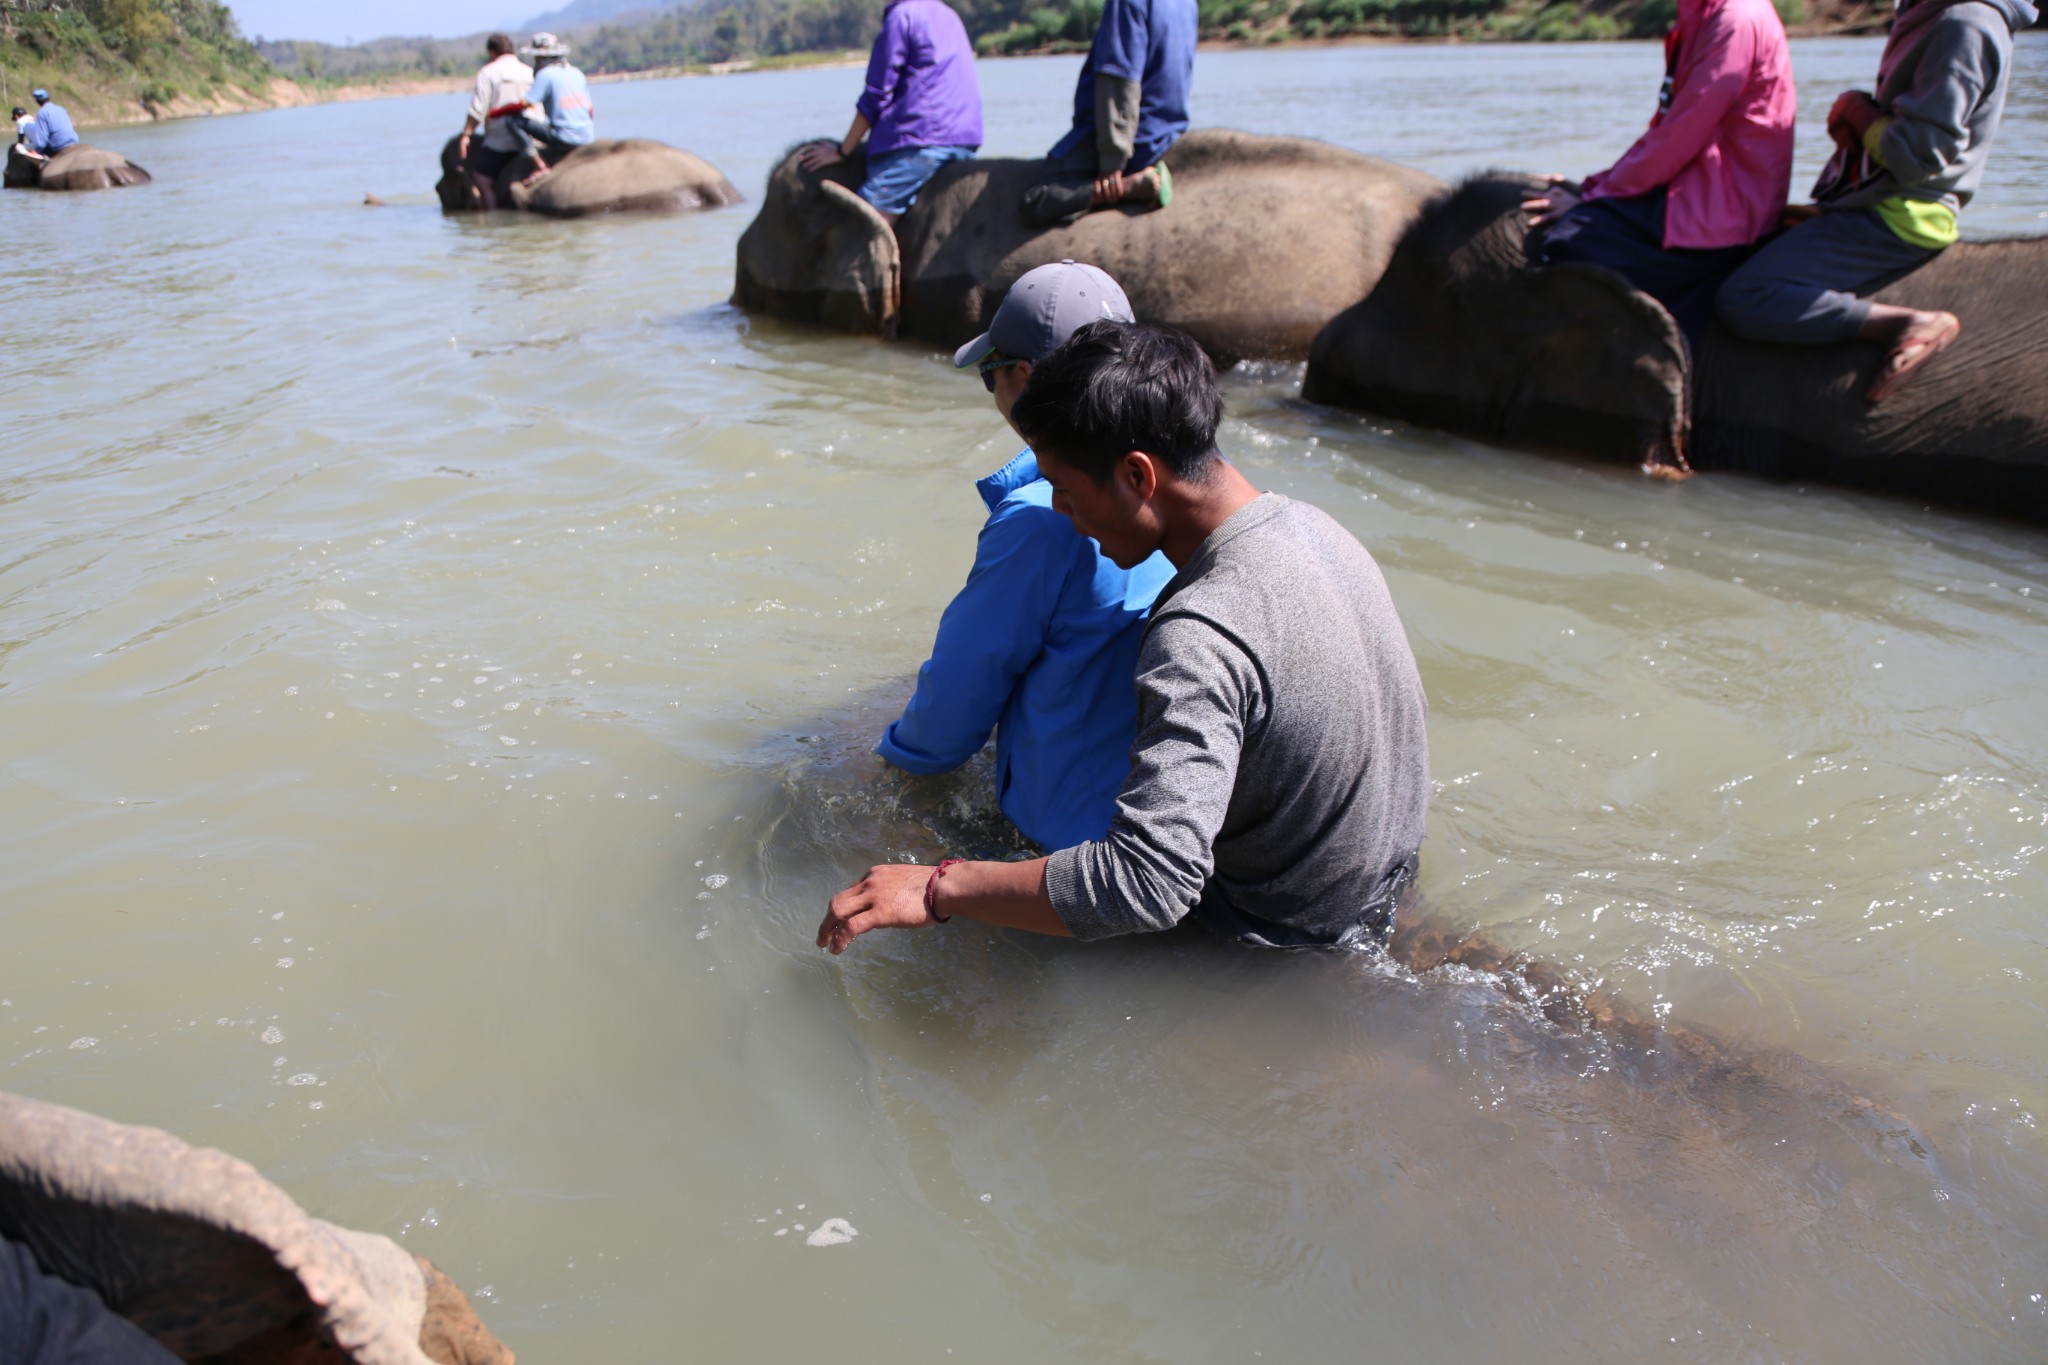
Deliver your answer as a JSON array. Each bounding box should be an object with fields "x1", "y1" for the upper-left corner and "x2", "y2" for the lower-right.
[{"x1": 1868, "y1": 310, "x2": 1960, "y2": 404}]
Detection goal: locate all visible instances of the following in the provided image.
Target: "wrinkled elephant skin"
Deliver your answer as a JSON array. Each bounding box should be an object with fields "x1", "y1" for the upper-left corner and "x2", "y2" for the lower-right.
[
  {"x1": 436, "y1": 135, "x2": 741, "y2": 217},
  {"x1": 734, "y1": 129, "x2": 1444, "y2": 364},
  {"x1": 1305, "y1": 175, "x2": 2048, "y2": 522},
  {"x1": 5, "y1": 143, "x2": 151, "y2": 191},
  {"x1": 0, "y1": 1090, "x2": 512, "y2": 1365}
]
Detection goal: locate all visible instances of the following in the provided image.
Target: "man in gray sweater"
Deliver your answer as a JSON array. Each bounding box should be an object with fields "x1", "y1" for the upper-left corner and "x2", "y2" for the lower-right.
[
  {"x1": 818, "y1": 321, "x2": 1430, "y2": 953},
  {"x1": 1716, "y1": 0, "x2": 2037, "y2": 402}
]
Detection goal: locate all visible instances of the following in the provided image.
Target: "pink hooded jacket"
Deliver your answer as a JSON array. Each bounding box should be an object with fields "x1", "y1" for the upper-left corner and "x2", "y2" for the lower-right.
[{"x1": 1582, "y1": 0, "x2": 1797, "y2": 250}]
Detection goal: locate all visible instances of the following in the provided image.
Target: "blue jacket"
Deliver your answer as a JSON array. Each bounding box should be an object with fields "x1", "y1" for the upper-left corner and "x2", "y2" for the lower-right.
[
  {"x1": 28, "y1": 103, "x2": 78, "y2": 154},
  {"x1": 879, "y1": 450, "x2": 1176, "y2": 851}
]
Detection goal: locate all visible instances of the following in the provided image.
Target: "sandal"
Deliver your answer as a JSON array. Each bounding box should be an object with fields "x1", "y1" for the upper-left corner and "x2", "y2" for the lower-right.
[{"x1": 1867, "y1": 311, "x2": 1960, "y2": 404}]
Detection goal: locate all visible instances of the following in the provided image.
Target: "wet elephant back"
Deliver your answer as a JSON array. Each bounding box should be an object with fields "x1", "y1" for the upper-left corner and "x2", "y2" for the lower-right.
[
  {"x1": 1692, "y1": 235, "x2": 2048, "y2": 517},
  {"x1": 35, "y1": 144, "x2": 150, "y2": 192},
  {"x1": 897, "y1": 130, "x2": 1443, "y2": 363},
  {"x1": 513, "y1": 137, "x2": 743, "y2": 217}
]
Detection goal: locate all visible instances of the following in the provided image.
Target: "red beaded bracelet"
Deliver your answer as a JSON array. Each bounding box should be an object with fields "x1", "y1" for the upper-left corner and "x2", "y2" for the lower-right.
[{"x1": 924, "y1": 858, "x2": 964, "y2": 923}]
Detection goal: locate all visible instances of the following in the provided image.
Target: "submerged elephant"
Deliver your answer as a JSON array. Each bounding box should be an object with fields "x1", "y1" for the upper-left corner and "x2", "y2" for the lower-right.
[
  {"x1": 0, "y1": 1090, "x2": 511, "y2": 1364},
  {"x1": 436, "y1": 135, "x2": 741, "y2": 218},
  {"x1": 1304, "y1": 175, "x2": 2048, "y2": 520},
  {"x1": 733, "y1": 129, "x2": 1443, "y2": 364},
  {"x1": 4, "y1": 143, "x2": 151, "y2": 191}
]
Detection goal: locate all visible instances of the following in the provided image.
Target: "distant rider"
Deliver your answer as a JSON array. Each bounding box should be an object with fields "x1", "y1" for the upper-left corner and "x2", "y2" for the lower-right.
[
  {"x1": 1020, "y1": 0, "x2": 1196, "y2": 228},
  {"x1": 12, "y1": 107, "x2": 32, "y2": 143},
  {"x1": 1714, "y1": 0, "x2": 2037, "y2": 401},
  {"x1": 797, "y1": 0, "x2": 983, "y2": 226},
  {"x1": 511, "y1": 33, "x2": 595, "y2": 186},
  {"x1": 456, "y1": 33, "x2": 533, "y2": 211},
  {"x1": 1523, "y1": 0, "x2": 1795, "y2": 343},
  {"x1": 19, "y1": 89, "x2": 80, "y2": 162},
  {"x1": 878, "y1": 261, "x2": 1175, "y2": 852}
]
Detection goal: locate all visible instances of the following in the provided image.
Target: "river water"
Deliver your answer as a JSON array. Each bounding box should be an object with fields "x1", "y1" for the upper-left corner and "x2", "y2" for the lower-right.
[{"x1": 4, "y1": 36, "x2": 2046, "y2": 1362}]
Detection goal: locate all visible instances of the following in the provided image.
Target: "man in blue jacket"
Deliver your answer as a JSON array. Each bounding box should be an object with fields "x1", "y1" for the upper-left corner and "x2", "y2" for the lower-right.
[
  {"x1": 21, "y1": 89, "x2": 78, "y2": 161},
  {"x1": 877, "y1": 261, "x2": 1175, "y2": 851},
  {"x1": 1020, "y1": 0, "x2": 1197, "y2": 228}
]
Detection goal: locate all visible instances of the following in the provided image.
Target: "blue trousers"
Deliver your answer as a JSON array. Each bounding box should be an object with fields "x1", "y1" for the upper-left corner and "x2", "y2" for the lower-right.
[
  {"x1": 0, "y1": 1238, "x2": 180, "y2": 1365},
  {"x1": 1715, "y1": 207, "x2": 1941, "y2": 345},
  {"x1": 1539, "y1": 190, "x2": 1756, "y2": 346},
  {"x1": 858, "y1": 144, "x2": 975, "y2": 216}
]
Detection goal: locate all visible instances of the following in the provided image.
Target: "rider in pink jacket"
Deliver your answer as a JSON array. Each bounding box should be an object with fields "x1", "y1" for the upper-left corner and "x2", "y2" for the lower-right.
[{"x1": 1526, "y1": 0, "x2": 1795, "y2": 340}]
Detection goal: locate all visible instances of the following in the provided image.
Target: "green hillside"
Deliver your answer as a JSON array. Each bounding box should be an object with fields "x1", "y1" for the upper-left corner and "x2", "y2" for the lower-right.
[{"x1": 0, "y1": 0, "x2": 274, "y2": 124}]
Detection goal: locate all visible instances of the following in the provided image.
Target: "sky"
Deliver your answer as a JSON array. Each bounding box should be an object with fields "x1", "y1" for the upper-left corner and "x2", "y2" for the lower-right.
[{"x1": 226, "y1": 2, "x2": 525, "y2": 46}]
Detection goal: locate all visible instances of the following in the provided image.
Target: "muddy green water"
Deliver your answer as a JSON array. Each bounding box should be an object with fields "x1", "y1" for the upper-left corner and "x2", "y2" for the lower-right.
[{"x1": 4, "y1": 38, "x2": 2047, "y2": 1363}]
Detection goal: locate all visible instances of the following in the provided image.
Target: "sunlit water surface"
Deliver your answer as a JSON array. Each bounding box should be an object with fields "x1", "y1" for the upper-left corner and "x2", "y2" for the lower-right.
[{"x1": 3, "y1": 37, "x2": 2047, "y2": 1363}]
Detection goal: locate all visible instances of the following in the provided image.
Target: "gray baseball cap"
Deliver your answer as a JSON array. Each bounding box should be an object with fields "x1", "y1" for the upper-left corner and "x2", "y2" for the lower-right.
[{"x1": 952, "y1": 260, "x2": 1134, "y2": 370}]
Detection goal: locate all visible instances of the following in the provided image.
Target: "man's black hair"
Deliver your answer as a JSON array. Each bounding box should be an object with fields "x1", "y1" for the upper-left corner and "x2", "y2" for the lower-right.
[
  {"x1": 486, "y1": 33, "x2": 515, "y2": 56},
  {"x1": 9, "y1": 108, "x2": 22, "y2": 119},
  {"x1": 1010, "y1": 320, "x2": 1224, "y2": 484}
]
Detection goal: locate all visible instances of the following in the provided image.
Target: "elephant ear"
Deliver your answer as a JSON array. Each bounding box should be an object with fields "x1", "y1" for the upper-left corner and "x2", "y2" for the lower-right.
[
  {"x1": 811, "y1": 180, "x2": 901, "y2": 337},
  {"x1": 435, "y1": 135, "x2": 476, "y2": 212},
  {"x1": 733, "y1": 147, "x2": 900, "y2": 337},
  {"x1": 0, "y1": 1090, "x2": 510, "y2": 1364},
  {"x1": 1501, "y1": 262, "x2": 1691, "y2": 473}
]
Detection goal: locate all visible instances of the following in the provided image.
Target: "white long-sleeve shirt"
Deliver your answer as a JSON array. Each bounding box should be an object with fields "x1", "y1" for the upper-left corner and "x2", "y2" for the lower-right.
[{"x1": 467, "y1": 54, "x2": 534, "y2": 152}]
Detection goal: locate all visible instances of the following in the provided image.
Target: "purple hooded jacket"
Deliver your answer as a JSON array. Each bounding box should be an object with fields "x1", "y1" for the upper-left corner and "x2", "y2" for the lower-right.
[{"x1": 855, "y1": 0, "x2": 983, "y2": 156}]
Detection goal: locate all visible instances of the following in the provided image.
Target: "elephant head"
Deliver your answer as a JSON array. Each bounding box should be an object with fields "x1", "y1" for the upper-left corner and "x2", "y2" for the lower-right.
[
  {"x1": 1305, "y1": 175, "x2": 1690, "y2": 473},
  {"x1": 0, "y1": 1090, "x2": 511, "y2": 1364},
  {"x1": 733, "y1": 144, "x2": 902, "y2": 337}
]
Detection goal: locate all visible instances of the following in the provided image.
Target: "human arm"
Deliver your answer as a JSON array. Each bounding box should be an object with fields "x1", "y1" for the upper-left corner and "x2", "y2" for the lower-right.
[
  {"x1": 1583, "y1": 13, "x2": 1758, "y2": 202},
  {"x1": 798, "y1": 112, "x2": 873, "y2": 169},
  {"x1": 876, "y1": 501, "x2": 1066, "y2": 774},
  {"x1": 817, "y1": 857, "x2": 1069, "y2": 954},
  {"x1": 1042, "y1": 616, "x2": 1252, "y2": 939},
  {"x1": 1522, "y1": 174, "x2": 1583, "y2": 225},
  {"x1": 1864, "y1": 20, "x2": 1999, "y2": 188}
]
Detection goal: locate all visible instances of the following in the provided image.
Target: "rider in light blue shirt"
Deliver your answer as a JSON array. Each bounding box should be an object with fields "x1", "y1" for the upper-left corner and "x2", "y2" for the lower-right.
[
  {"x1": 879, "y1": 262, "x2": 1175, "y2": 851},
  {"x1": 510, "y1": 33, "x2": 593, "y2": 181},
  {"x1": 24, "y1": 90, "x2": 78, "y2": 156}
]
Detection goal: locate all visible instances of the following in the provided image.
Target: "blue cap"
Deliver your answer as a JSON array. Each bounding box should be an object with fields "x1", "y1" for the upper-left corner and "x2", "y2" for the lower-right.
[
  {"x1": 953, "y1": 260, "x2": 1134, "y2": 369},
  {"x1": 31, "y1": 89, "x2": 49, "y2": 102}
]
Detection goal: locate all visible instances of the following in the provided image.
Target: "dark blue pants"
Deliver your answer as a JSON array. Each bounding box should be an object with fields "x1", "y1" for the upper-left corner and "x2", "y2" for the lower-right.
[
  {"x1": 1714, "y1": 207, "x2": 1941, "y2": 345},
  {"x1": 1540, "y1": 190, "x2": 1757, "y2": 347}
]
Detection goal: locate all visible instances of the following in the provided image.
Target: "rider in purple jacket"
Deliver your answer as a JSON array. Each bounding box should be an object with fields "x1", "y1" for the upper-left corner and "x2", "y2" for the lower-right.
[{"x1": 797, "y1": 0, "x2": 983, "y2": 223}]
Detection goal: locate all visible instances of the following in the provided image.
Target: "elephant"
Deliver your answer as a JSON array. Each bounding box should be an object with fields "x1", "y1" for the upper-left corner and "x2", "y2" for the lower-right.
[
  {"x1": 0, "y1": 1090, "x2": 511, "y2": 1364},
  {"x1": 1303, "y1": 174, "x2": 2048, "y2": 521},
  {"x1": 732, "y1": 129, "x2": 1444, "y2": 364},
  {"x1": 4, "y1": 143, "x2": 151, "y2": 191},
  {"x1": 435, "y1": 135, "x2": 741, "y2": 218}
]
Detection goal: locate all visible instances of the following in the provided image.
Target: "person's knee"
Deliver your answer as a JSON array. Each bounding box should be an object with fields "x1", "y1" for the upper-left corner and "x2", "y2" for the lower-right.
[{"x1": 1713, "y1": 271, "x2": 1795, "y2": 342}]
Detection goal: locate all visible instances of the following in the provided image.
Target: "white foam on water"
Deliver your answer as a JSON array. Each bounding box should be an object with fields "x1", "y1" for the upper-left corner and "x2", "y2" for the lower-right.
[
  {"x1": 805, "y1": 1218, "x2": 857, "y2": 1248},
  {"x1": 703, "y1": 874, "x2": 728, "y2": 889}
]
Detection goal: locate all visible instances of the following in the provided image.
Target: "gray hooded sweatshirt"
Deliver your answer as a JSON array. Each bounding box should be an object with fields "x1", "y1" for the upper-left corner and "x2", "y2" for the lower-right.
[{"x1": 1817, "y1": 0, "x2": 2038, "y2": 215}]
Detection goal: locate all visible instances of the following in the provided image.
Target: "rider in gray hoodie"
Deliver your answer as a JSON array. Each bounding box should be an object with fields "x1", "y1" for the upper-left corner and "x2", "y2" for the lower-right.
[{"x1": 1715, "y1": 0, "x2": 2037, "y2": 401}]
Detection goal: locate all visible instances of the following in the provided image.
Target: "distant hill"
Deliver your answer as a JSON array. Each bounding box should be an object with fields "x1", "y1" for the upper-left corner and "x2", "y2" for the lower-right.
[
  {"x1": 0, "y1": 0, "x2": 280, "y2": 125},
  {"x1": 518, "y1": 0, "x2": 673, "y2": 30}
]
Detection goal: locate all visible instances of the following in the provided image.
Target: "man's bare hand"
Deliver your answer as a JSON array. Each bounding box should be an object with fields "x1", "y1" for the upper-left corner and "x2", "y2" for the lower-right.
[
  {"x1": 796, "y1": 139, "x2": 844, "y2": 171},
  {"x1": 1521, "y1": 175, "x2": 1581, "y2": 227},
  {"x1": 818, "y1": 863, "x2": 936, "y2": 954},
  {"x1": 1828, "y1": 89, "x2": 1882, "y2": 150},
  {"x1": 1093, "y1": 172, "x2": 1128, "y2": 205},
  {"x1": 457, "y1": 132, "x2": 471, "y2": 160}
]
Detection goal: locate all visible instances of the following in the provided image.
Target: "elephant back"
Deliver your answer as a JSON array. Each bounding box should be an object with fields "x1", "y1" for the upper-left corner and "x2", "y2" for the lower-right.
[
  {"x1": 34, "y1": 144, "x2": 150, "y2": 191},
  {"x1": 0, "y1": 1090, "x2": 509, "y2": 1364},
  {"x1": 1692, "y1": 234, "x2": 2048, "y2": 515},
  {"x1": 513, "y1": 138, "x2": 743, "y2": 217},
  {"x1": 897, "y1": 129, "x2": 1445, "y2": 364}
]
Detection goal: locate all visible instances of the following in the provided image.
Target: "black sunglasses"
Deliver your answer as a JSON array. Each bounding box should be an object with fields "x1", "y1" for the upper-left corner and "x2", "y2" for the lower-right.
[{"x1": 978, "y1": 353, "x2": 1024, "y2": 393}]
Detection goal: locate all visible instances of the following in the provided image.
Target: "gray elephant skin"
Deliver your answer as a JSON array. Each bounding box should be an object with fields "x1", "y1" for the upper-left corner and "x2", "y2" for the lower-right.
[
  {"x1": 4, "y1": 143, "x2": 151, "y2": 191},
  {"x1": 436, "y1": 134, "x2": 741, "y2": 217},
  {"x1": 0, "y1": 1090, "x2": 512, "y2": 1364},
  {"x1": 1304, "y1": 175, "x2": 2048, "y2": 522},
  {"x1": 733, "y1": 129, "x2": 1444, "y2": 364}
]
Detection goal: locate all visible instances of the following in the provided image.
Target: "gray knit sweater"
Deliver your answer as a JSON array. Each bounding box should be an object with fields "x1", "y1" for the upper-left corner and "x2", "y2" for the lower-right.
[{"x1": 1044, "y1": 493, "x2": 1430, "y2": 947}]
